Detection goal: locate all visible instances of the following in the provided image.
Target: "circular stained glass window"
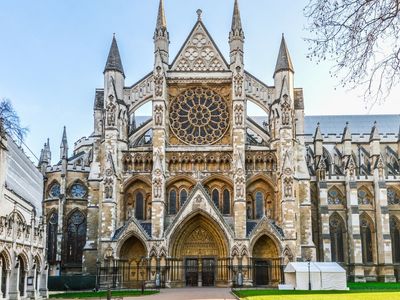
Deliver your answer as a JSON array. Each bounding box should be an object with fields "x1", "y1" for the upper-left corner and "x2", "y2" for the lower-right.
[
  {"x1": 169, "y1": 88, "x2": 230, "y2": 145},
  {"x1": 49, "y1": 184, "x2": 61, "y2": 198},
  {"x1": 70, "y1": 183, "x2": 87, "y2": 198}
]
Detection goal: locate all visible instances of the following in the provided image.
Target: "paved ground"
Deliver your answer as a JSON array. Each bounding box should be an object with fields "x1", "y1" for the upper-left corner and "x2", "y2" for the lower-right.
[{"x1": 130, "y1": 288, "x2": 236, "y2": 300}]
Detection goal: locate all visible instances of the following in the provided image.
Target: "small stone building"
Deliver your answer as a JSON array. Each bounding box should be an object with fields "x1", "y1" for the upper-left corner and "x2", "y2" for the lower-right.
[
  {"x1": 39, "y1": 0, "x2": 400, "y2": 288},
  {"x1": 0, "y1": 122, "x2": 48, "y2": 299}
]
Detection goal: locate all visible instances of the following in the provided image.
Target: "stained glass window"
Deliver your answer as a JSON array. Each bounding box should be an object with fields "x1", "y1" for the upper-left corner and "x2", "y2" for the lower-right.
[
  {"x1": 47, "y1": 212, "x2": 58, "y2": 263},
  {"x1": 327, "y1": 188, "x2": 343, "y2": 205},
  {"x1": 330, "y1": 216, "x2": 345, "y2": 262},
  {"x1": 255, "y1": 192, "x2": 264, "y2": 219},
  {"x1": 180, "y1": 189, "x2": 188, "y2": 206},
  {"x1": 360, "y1": 218, "x2": 373, "y2": 263},
  {"x1": 70, "y1": 183, "x2": 87, "y2": 198},
  {"x1": 49, "y1": 183, "x2": 61, "y2": 198},
  {"x1": 390, "y1": 217, "x2": 400, "y2": 263},
  {"x1": 65, "y1": 211, "x2": 86, "y2": 264},
  {"x1": 223, "y1": 189, "x2": 230, "y2": 215},
  {"x1": 169, "y1": 190, "x2": 177, "y2": 215},
  {"x1": 212, "y1": 189, "x2": 219, "y2": 209},
  {"x1": 169, "y1": 88, "x2": 230, "y2": 145},
  {"x1": 135, "y1": 192, "x2": 144, "y2": 220},
  {"x1": 388, "y1": 188, "x2": 400, "y2": 205},
  {"x1": 358, "y1": 189, "x2": 372, "y2": 205}
]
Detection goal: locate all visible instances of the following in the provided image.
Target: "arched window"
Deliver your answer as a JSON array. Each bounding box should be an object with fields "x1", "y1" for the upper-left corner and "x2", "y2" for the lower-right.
[
  {"x1": 255, "y1": 191, "x2": 264, "y2": 219},
  {"x1": 388, "y1": 188, "x2": 400, "y2": 205},
  {"x1": 1, "y1": 253, "x2": 7, "y2": 298},
  {"x1": 212, "y1": 189, "x2": 219, "y2": 209},
  {"x1": 169, "y1": 190, "x2": 177, "y2": 215},
  {"x1": 360, "y1": 217, "x2": 373, "y2": 263},
  {"x1": 390, "y1": 217, "x2": 400, "y2": 263},
  {"x1": 18, "y1": 256, "x2": 25, "y2": 296},
  {"x1": 223, "y1": 189, "x2": 230, "y2": 215},
  {"x1": 135, "y1": 192, "x2": 144, "y2": 220},
  {"x1": 358, "y1": 188, "x2": 372, "y2": 205},
  {"x1": 47, "y1": 212, "x2": 58, "y2": 263},
  {"x1": 329, "y1": 215, "x2": 345, "y2": 262},
  {"x1": 65, "y1": 210, "x2": 87, "y2": 264},
  {"x1": 49, "y1": 183, "x2": 61, "y2": 198},
  {"x1": 180, "y1": 189, "x2": 188, "y2": 207},
  {"x1": 327, "y1": 187, "x2": 344, "y2": 205}
]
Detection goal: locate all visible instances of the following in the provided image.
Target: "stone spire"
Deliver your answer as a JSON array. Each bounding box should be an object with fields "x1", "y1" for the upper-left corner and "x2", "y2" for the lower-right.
[
  {"x1": 154, "y1": 0, "x2": 169, "y2": 64},
  {"x1": 314, "y1": 123, "x2": 323, "y2": 141},
  {"x1": 370, "y1": 121, "x2": 380, "y2": 141},
  {"x1": 39, "y1": 138, "x2": 51, "y2": 170},
  {"x1": 156, "y1": 0, "x2": 167, "y2": 30},
  {"x1": 274, "y1": 34, "x2": 294, "y2": 76},
  {"x1": 104, "y1": 34, "x2": 125, "y2": 77},
  {"x1": 229, "y1": 0, "x2": 244, "y2": 64},
  {"x1": 60, "y1": 126, "x2": 68, "y2": 160},
  {"x1": 342, "y1": 122, "x2": 352, "y2": 142}
]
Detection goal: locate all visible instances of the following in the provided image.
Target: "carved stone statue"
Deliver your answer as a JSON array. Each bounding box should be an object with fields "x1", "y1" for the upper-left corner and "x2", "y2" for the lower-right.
[{"x1": 154, "y1": 66, "x2": 164, "y2": 97}]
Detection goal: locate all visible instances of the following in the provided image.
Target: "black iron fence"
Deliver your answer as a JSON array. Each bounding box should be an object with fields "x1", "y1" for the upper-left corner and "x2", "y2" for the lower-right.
[{"x1": 96, "y1": 258, "x2": 285, "y2": 289}]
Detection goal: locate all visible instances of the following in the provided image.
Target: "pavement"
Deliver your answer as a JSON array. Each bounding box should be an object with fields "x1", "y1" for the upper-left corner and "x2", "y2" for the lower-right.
[{"x1": 129, "y1": 288, "x2": 237, "y2": 300}]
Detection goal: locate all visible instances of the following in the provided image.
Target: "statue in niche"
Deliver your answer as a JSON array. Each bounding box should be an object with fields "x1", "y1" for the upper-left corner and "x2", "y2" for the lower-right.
[
  {"x1": 106, "y1": 99, "x2": 116, "y2": 127},
  {"x1": 153, "y1": 177, "x2": 162, "y2": 199},
  {"x1": 234, "y1": 104, "x2": 244, "y2": 126},
  {"x1": 284, "y1": 177, "x2": 293, "y2": 198},
  {"x1": 154, "y1": 105, "x2": 163, "y2": 126},
  {"x1": 154, "y1": 66, "x2": 164, "y2": 97}
]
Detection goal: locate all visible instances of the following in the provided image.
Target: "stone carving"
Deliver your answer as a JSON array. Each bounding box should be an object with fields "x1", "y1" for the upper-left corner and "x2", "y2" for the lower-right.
[
  {"x1": 154, "y1": 104, "x2": 163, "y2": 126},
  {"x1": 235, "y1": 177, "x2": 245, "y2": 198},
  {"x1": 281, "y1": 95, "x2": 291, "y2": 126},
  {"x1": 153, "y1": 177, "x2": 162, "y2": 199},
  {"x1": 234, "y1": 66, "x2": 244, "y2": 97},
  {"x1": 154, "y1": 66, "x2": 164, "y2": 97},
  {"x1": 284, "y1": 177, "x2": 293, "y2": 198},
  {"x1": 234, "y1": 104, "x2": 244, "y2": 126},
  {"x1": 172, "y1": 24, "x2": 226, "y2": 72}
]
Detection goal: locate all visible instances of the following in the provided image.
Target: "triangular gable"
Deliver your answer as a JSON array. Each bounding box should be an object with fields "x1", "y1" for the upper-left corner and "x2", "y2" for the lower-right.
[
  {"x1": 165, "y1": 183, "x2": 234, "y2": 240},
  {"x1": 171, "y1": 21, "x2": 229, "y2": 72}
]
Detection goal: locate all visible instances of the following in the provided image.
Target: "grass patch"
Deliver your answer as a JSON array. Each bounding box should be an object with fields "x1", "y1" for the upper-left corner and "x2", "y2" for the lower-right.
[
  {"x1": 49, "y1": 290, "x2": 159, "y2": 299},
  {"x1": 234, "y1": 283, "x2": 400, "y2": 300}
]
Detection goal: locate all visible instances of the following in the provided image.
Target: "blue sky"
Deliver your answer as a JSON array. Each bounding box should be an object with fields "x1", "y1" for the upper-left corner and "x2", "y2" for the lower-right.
[{"x1": 0, "y1": 0, "x2": 398, "y2": 163}]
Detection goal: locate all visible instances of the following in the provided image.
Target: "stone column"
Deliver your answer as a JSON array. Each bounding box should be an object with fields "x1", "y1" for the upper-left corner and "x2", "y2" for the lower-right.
[
  {"x1": 39, "y1": 267, "x2": 48, "y2": 298},
  {"x1": 8, "y1": 263, "x2": 20, "y2": 300}
]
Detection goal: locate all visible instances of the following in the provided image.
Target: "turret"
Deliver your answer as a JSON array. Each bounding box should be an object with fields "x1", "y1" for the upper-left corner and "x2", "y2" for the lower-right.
[
  {"x1": 60, "y1": 127, "x2": 68, "y2": 160},
  {"x1": 154, "y1": 0, "x2": 169, "y2": 66},
  {"x1": 369, "y1": 121, "x2": 381, "y2": 168},
  {"x1": 274, "y1": 35, "x2": 294, "y2": 97},
  {"x1": 229, "y1": 0, "x2": 244, "y2": 65}
]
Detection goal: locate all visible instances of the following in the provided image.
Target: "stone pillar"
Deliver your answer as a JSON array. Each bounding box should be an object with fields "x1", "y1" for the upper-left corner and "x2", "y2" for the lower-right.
[
  {"x1": 151, "y1": 56, "x2": 167, "y2": 239},
  {"x1": 8, "y1": 264, "x2": 20, "y2": 300},
  {"x1": 39, "y1": 267, "x2": 48, "y2": 299},
  {"x1": 373, "y1": 168, "x2": 395, "y2": 282},
  {"x1": 346, "y1": 180, "x2": 365, "y2": 282},
  {"x1": 232, "y1": 62, "x2": 246, "y2": 239}
]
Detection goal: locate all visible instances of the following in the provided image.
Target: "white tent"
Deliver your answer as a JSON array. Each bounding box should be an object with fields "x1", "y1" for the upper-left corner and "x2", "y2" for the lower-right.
[{"x1": 283, "y1": 262, "x2": 346, "y2": 290}]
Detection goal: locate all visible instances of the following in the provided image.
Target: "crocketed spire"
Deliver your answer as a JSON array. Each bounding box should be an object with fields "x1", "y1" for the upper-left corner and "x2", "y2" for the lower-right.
[{"x1": 104, "y1": 34, "x2": 125, "y2": 77}]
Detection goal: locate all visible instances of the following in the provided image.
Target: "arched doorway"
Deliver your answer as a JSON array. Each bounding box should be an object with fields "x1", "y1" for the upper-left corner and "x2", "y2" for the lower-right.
[
  {"x1": 18, "y1": 256, "x2": 26, "y2": 297},
  {"x1": 252, "y1": 235, "x2": 281, "y2": 286},
  {"x1": 118, "y1": 236, "x2": 147, "y2": 288},
  {"x1": 0, "y1": 252, "x2": 9, "y2": 299},
  {"x1": 169, "y1": 214, "x2": 229, "y2": 287}
]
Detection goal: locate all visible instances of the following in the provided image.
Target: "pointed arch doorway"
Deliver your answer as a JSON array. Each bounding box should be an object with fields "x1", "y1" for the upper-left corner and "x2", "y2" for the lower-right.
[{"x1": 169, "y1": 213, "x2": 229, "y2": 287}]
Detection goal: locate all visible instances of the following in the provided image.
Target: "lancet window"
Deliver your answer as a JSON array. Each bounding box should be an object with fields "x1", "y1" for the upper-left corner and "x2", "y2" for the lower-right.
[{"x1": 65, "y1": 210, "x2": 87, "y2": 264}]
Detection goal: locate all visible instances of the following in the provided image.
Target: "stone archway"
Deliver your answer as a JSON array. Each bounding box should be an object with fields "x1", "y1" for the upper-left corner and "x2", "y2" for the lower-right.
[
  {"x1": 117, "y1": 235, "x2": 147, "y2": 288},
  {"x1": 251, "y1": 234, "x2": 281, "y2": 286},
  {"x1": 169, "y1": 214, "x2": 229, "y2": 287}
]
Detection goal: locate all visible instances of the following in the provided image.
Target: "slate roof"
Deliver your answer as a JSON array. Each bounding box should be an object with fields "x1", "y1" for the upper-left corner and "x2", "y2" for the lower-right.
[{"x1": 104, "y1": 36, "x2": 125, "y2": 76}]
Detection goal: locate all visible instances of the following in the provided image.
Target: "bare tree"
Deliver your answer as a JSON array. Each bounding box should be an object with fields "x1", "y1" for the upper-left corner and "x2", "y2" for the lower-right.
[
  {"x1": 304, "y1": 0, "x2": 400, "y2": 106},
  {"x1": 0, "y1": 98, "x2": 28, "y2": 142}
]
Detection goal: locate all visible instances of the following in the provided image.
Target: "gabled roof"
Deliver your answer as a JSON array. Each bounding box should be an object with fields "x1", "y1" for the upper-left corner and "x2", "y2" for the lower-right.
[{"x1": 171, "y1": 19, "x2": 229, "y2": 72}]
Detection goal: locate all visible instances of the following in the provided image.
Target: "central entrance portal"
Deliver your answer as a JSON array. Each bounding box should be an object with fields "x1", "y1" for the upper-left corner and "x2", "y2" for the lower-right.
[
  {"x1": 170, "y1": 214, "x2": 229, "y2": 287},
  {"x1": 185, "y1": 258, "x2": 216, "y2": 287}
]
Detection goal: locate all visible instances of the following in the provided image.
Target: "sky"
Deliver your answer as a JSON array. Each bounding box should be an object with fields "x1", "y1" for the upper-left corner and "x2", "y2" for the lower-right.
[{"x1": 0, "y1": 0, "x2": 399, "y2": 164}]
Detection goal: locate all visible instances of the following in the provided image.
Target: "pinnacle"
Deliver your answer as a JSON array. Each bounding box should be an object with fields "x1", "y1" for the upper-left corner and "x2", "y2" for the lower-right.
[
  {"x1": 274, "y1": 34, "x2": 294, "y2": 75},
  {"x1": 156, "y1": 0, "x2": 167, "y2": 29},
  {"x1": 104, "y1": 35, "x2": 125, "y2": 77},
  {"x1": 231, "y1": 0, "x2": 242, "y2": 31},
  {"x1": 370, "y1": 121, "x2": 380, "y2": 141},
  {"x1": 314, "y1": 123, "x2": 323, "y2": 141}
]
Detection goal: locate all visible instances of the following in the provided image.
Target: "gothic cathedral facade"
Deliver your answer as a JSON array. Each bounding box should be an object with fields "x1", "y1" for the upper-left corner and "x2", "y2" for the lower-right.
[{"x1": 40, "y1": 0, "x2": 400, "y2": 287}]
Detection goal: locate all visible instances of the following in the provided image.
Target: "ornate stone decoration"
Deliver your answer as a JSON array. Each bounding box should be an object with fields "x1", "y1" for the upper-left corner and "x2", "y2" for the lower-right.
[
  {"x1": 283, "y1": 177, "x2": 293, "y2": 198},
  {"x1": 106, "y1": 95, "x2": 116, "y2": 127},
  {"x1": 281, "y1": 94, "x2": 291, "y2": 126},
  {"x1": 154, "y1": 66, "x2": 164, "y2": 97},
  {"x1": 172, "y1": 23, "x2": 227, "y2": 72},
  {"x1": 234, "y1": 104, "x2": 244, "y2": 126},
  {"x1": 234, "y1": 66, "x2": 244, "y2": 97},
  {"x1": 154, "y1": 104, "x2": 163, "y2": 126},
  {"x1": 169, "y1": 87, "x2": 230, "y2": 145}
]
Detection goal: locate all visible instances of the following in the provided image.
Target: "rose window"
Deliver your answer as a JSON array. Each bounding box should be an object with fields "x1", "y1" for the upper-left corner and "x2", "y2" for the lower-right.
[{"x1": 169, "y1": 88, "x2": 230, "y2": 145}]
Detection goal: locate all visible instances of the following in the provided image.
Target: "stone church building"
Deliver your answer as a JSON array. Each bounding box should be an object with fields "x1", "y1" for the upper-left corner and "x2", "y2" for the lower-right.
[{"x1": 39, "y1": 0, "x2": 400, "y2": 287}]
